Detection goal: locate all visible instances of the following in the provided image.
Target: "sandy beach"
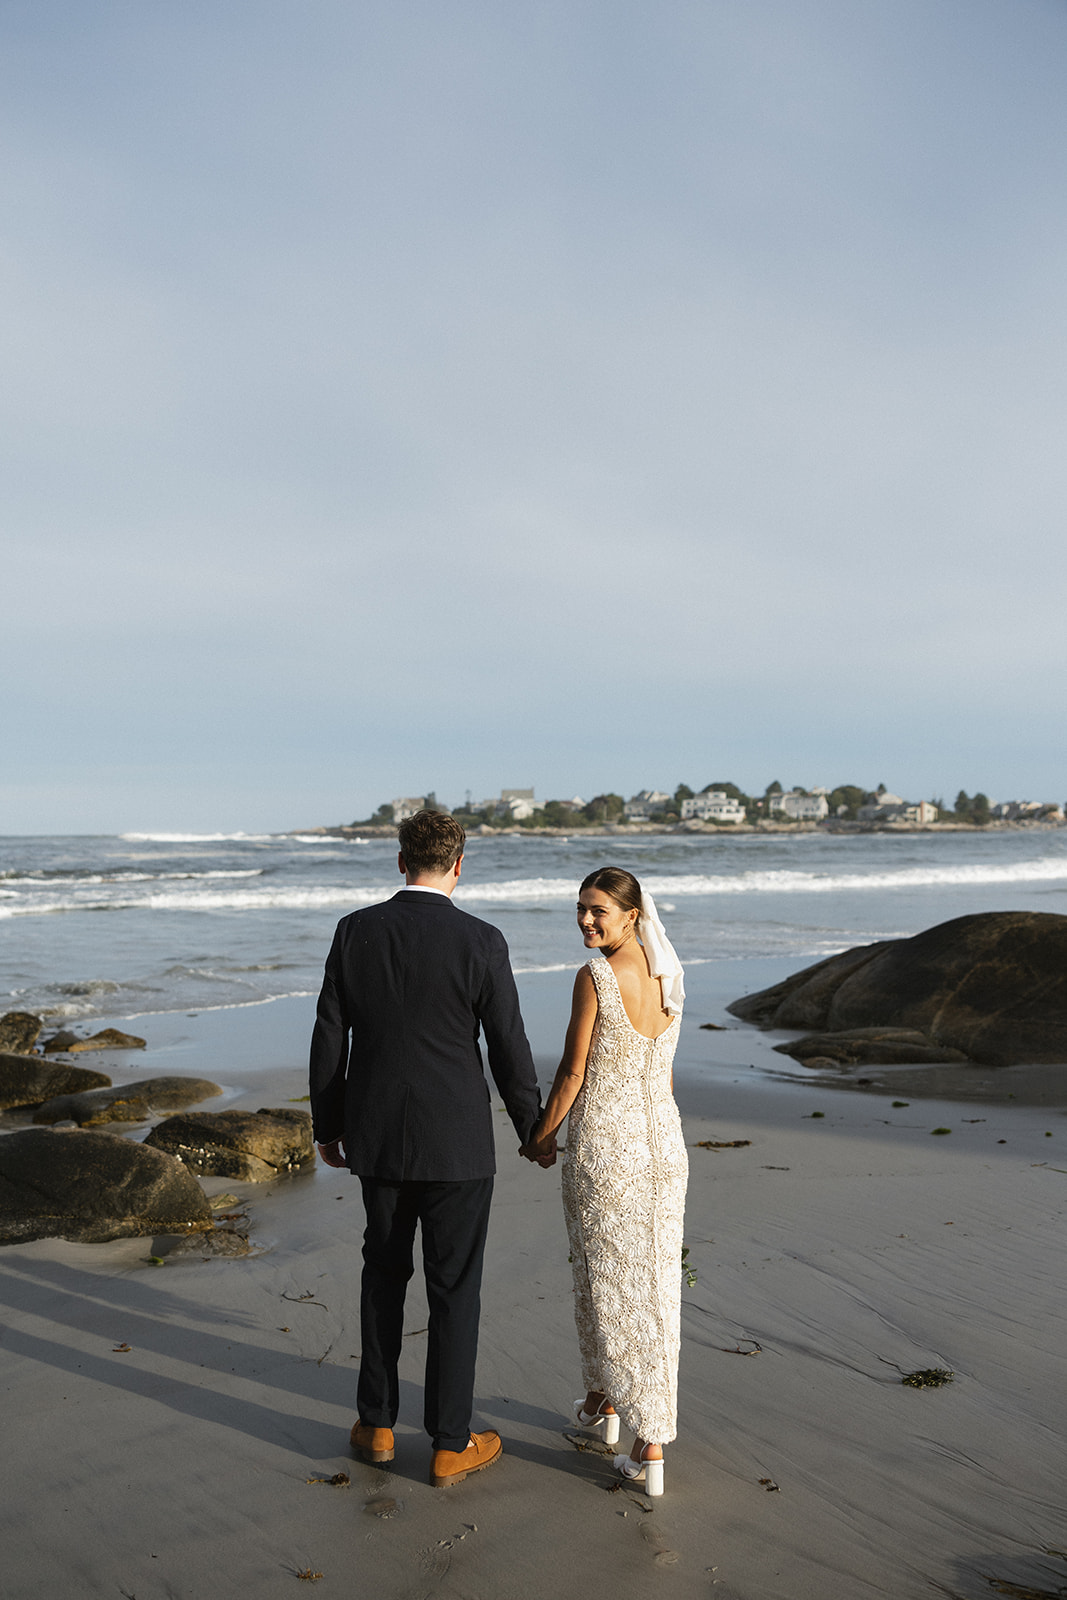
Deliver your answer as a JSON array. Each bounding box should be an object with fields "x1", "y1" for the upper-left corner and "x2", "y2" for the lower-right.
[{"x1": 2, "y1": 985, "x2": 1065, "y2": 1600}]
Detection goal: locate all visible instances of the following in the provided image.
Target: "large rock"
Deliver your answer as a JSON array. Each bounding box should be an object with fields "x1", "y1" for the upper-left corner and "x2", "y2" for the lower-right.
[
  {"x1": 144, "y1": 1107, "x2": 315, "y2": 1181},
  {"x1": 67, "y1": 1027, "x2": 146, "y2": 1052},
  {"x1": 0, "y1": 1128, "x2": 213, "y2": 1245},
  {"x1": 727, "y1": 944, "x2": 889, "y2": 1029},
  {"x1": 773, "y1": 1027, "x2": 971, "y2": 1066},
  {"x1": 41, "y1": 1029, "x2": 82, "y2": 1054},
  {"x1": 0, "y1": 1013, "x2": 43, "y2": 1054},
  {"x1": 729, "y1": 911, "x2": 1067, "y2": 1067},
  {"x1": 33, "y1": 1075, "x2": 223, "y2": 1127},
  {"x1": 0, "y1": 1054, "x2": 111, "y2": 1111}
]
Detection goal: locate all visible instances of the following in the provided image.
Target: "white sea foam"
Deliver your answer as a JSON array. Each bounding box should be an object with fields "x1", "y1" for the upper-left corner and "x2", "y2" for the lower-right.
[
  {"x1": 512, "y1": 961, "x2": 583, "y2": 975},
  {"x1": 119, "y1": 832, "x2": 276, "y2": 843},
  {"x1": 2, "y1": 869, "x2": 264, "y2": 887},
  {"x1": 118, "y1": 989, "x2": 318, "y2": 1020},
  {"x1": 454, "y1": 859, "x2": 1067, "y2": 902},
  {"x1": 1, "y1": 855, "x2": 1065, "y2": 921},
  {"x1": 288, "y1": 834, "x2": 367, "y2": 845},
  {"x1": 0, "y1": 884, "x2": 388, "y2": 917}
]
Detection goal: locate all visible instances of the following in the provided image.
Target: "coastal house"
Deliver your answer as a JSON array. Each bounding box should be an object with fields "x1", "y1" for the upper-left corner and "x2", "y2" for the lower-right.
[
  {"x1": 391, "y1": 796, "x2": 426, "y2": 822},
  {"x1": 624, "y1": 789, "x2": 672, "y2": 820},
  {"x1": 681, "y1": 789, "x2": 747, "y2": 824},
  {"x1": 496, "y1": 787, "x2": 537, "y2": 821},
  {"x1": 857, "y1": 797, "x2": 938, "y2": 824},
  {"x1": 992, "y1": 800, "x2": 1064, "y2": 822},
  {"x1": 856, "y1": 792, "x2": 904, "y2": 820},
  {"x1": 769, "y1": 790, "x2": 830, "y2": 822}
]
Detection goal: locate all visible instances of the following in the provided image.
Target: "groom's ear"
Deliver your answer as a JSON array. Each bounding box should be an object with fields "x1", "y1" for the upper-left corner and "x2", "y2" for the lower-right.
[
  {"x1": 453, "y1": 855, "x2": 463, "y2": 879},
  {"x1": 397, "y1": 852, "x2": 407, "y2": 877}
]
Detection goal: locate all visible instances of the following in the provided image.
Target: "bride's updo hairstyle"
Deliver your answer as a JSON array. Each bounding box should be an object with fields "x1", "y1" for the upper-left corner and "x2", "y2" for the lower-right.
[{"x1": 579, "y1": 866, "x2": 642, "y2": 919}]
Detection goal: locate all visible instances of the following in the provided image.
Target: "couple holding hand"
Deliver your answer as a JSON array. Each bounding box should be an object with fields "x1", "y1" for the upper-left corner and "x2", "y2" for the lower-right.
[{"x1": 309, "y1": 811, "x2": 688, "y2": 1496}]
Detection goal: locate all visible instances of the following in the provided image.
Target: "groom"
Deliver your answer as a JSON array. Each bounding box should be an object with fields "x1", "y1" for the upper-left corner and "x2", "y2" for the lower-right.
[{"x1": 309, "y1": 809, "x2": 544, "y2": 1486}]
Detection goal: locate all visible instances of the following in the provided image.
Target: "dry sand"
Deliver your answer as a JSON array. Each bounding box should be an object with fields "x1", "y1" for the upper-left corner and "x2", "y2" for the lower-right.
[{"x1": 1, "y1": 988, "x2": 1065, "y2": 1600}]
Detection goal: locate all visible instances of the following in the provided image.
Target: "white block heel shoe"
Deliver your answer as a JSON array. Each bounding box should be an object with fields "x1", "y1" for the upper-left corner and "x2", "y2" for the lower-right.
[
  {"x1": 573, "y1": 1398, "x2": 620, "y2": 1446},
  {"x1": 614, "y1": 1445, "x2": 664, "y2": 1496}
]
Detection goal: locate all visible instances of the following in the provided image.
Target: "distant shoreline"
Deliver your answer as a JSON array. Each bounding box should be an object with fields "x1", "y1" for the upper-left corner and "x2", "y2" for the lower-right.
[{"x1": 295, "y1": 818, "x2": 1067, "y2": 840}]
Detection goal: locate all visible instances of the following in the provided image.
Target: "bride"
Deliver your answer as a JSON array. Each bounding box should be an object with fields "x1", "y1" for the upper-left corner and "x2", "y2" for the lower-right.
[{"x1": 522, "y1": 867, "x2": 688, "y2": 1496}]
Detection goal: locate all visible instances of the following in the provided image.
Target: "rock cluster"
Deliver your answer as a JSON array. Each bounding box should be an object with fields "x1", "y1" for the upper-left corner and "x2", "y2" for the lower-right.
[
  {"x1": 0, "y1": 1004, "x2": 318, "y2": 1244},
  {"x1": 0, "y1": 1014, "x2": 145, "y2": 1054},
  {"x1": 728, "y1": 910, "x2": 1067, "y2": 1068},
  {"x1": 0, "y1": 1054, "x2": 111, "y2": 1112},
  {"x1": 0, "y1": 1013, "x2": 44, "y2": 1053},
  {"x1": 0, "y1": 1128, "x2": 213, "y2": 1245},
  {"x1": 67, "y1": 1027, "x2": 147, "y2": 1053},
  {"x1": 145, "y1": 1108, "x2": 315, "y2": 1181},
  {"x1": 32, "y1": 1076, "x2": 223, "y2": 1127},
  {"x1": 772, "y1": 1027, "x2": 970, "y2": 1066}
]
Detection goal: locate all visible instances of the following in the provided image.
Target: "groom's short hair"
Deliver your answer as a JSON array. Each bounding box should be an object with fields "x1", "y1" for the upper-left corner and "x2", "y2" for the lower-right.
[{"x1": 398, "y1": 810, "x2": 466, "y2": 875}]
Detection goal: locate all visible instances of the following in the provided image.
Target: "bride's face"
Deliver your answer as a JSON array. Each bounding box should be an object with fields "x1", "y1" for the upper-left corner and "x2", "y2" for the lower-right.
[{"x1": 576, "y1": 886, "x2": 637, "y2": 953}]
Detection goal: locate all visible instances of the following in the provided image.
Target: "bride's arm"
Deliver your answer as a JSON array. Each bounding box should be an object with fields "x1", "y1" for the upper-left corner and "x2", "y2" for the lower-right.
[{"x1": 522, "y1": 967, "x2": 598, "y2": 1158}]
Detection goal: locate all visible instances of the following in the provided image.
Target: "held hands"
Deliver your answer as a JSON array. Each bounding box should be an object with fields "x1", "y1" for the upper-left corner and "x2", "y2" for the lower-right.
[
  {"x1": 316, "y1": 1139, "x2": 348, "y2": 1169},
  {"x1": 520, "y1": 1131, "x2": 557, "y2": 1168}
]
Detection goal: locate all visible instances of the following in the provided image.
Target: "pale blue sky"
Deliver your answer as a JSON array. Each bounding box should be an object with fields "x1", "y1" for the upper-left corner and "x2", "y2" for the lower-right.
[{"x1": 3, "y1": 1, "x2": 1066, "y2": 831}]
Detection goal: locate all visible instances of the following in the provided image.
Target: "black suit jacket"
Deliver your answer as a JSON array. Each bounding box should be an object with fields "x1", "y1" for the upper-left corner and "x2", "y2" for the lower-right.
[{"x1": 309, "y1": 890, "x2": 542, "y2": 1181}]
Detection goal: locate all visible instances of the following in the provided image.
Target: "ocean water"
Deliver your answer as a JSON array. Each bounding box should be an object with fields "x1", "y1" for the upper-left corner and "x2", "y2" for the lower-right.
[{"x1": 2, "y1": 828, "x2": 1066, "y2": 1029}]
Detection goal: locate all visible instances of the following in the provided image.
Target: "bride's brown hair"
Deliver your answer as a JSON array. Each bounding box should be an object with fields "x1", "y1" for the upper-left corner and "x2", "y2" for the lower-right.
[{"x1": 579, "y1": 866, "x2": 643, "y2": 916}]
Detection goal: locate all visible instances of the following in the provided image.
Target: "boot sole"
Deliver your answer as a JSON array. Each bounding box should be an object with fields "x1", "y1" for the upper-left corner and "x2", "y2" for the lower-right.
[{"x1": 430, "y1": 1445, "x2": 502, "y2": 1487}]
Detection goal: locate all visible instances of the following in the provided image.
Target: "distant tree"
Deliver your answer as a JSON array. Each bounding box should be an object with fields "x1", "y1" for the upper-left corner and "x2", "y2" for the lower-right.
[
  {"x1": 584, "y1": 793, "x2": 625, "y2": 823},
  {"x1": 876, "y1": 782, "x2": 887, "y2": 796},
  {"x1": 764, "y1": 779, "x2": 783, "y2": 795},
  {"x1": 700, "y1": 780, "x2": 748, "y2": 801},
  {"x1": 971, "y1": 792, "x2": 991, "y2": 826},
  {"x1": 954, "y1": 790, "x2": 971, "y2": 818},
  {"x1": 450, "y1": 802, "x2": 487, "y2": 826},
  {"x1": 673, "y1": 784, "x2": 694, "y2": 810},
  {"x1": 540, "y1": 799, "x2": 580, "y2": 828},
  {"x1": 828, "y1": 784, "x2": 866, "y2": 820},
  {"x1": 373, "y1": 803, "x2": 393, "y2": 822}
]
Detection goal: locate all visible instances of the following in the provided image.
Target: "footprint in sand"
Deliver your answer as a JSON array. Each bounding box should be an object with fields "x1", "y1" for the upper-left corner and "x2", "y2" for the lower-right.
[
  {"x1": 363, "y1": 1496, "x2": 400, "y2": 1519},
  {"x1": 641, "y1": 1526, "x2": 679, "y2": 1566}
]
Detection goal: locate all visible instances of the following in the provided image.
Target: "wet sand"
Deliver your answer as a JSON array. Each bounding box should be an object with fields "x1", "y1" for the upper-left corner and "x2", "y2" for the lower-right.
[{"x1": 1, "y1": 987, "x2": 1065, "y2": 1599}]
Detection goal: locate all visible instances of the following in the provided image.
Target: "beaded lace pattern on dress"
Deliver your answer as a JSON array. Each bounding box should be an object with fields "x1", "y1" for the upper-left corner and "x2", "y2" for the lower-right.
[{"x1": 561, "y1": 956, "x2": 689, "y2": 1442}]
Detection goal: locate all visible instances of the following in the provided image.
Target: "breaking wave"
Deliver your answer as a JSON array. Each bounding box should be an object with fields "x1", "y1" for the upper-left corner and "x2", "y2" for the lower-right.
[
  {"x1": 454, "y1": 858, "x2": 1067, "y2": 902},
  {"x1": 2, "y1": 854, "x2": 1065, "y2": 922}
]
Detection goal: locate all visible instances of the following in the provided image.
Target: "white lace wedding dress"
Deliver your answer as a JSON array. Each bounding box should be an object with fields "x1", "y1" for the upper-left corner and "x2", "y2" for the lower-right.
[{"x1": 561, "y1": 956, "x2": 689, "y2": 1442}]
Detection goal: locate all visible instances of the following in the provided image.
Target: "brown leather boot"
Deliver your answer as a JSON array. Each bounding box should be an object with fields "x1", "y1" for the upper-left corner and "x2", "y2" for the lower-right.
[
  {"x1": 350, "y1": 1422, "x2": 394, "y2": 1463},
  {"x1": 430, "y1": 1429, "x2": 502, "y2": 1487}
]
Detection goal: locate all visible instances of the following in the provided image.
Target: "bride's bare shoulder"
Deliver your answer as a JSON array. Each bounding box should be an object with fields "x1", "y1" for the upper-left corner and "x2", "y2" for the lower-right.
[
  {"x1": 573, "y1": 961, "x2": 596, "y2": 993},
  {"x1": 607, "y1": 947, "x2": 649, "y2": 991}
]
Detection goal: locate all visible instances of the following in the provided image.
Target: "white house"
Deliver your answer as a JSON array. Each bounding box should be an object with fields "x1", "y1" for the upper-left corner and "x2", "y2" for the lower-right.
[
  {"x1": 391, "y1": 796, "x2": 426, "y2": 822},
  {"x1": 496, "y1": 787, "x2": 537, "y2": 821},
  {"x1": 681, "y1": 789, "x2": 747, "y2": 824},
  {"x1": 624, "y1": 789, "x2": 671, "y2": 820},
  {"x1": 769, "y1": 790, "x2": 829, "y2": 822}
]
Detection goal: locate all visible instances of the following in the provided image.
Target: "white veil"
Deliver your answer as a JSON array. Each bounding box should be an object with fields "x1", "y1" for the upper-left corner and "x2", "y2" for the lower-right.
[{"x1": 638, "y1": 890, "x2": 685, "y2": 1015}]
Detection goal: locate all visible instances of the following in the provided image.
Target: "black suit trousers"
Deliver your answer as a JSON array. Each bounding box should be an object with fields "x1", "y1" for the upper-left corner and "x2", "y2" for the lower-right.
[{"x1": 357, "y1": 1176, "x2": 494, "y2": 1451}]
